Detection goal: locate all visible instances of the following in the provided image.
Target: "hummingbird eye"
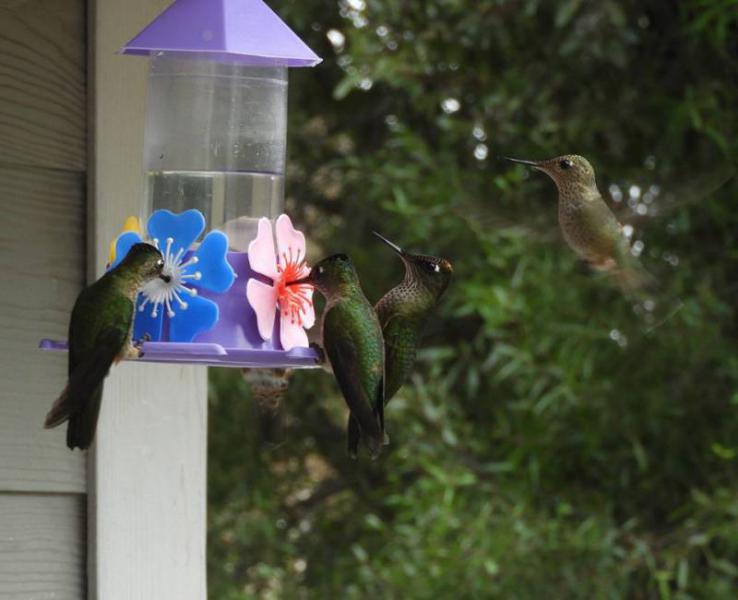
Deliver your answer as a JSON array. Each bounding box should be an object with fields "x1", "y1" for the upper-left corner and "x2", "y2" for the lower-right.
[
  {"x1": 156, "y1": 259, "x2": 164, "y2": 268},
  {"x1": 559, "y1": 159, "x2": 573, "y2": 170},
  {"x1": 317, "y1": 266, "x2": 325, "y2": 275}
]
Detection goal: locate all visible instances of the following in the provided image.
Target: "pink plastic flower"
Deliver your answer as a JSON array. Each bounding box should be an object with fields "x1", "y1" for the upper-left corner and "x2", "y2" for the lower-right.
[{"x1": 246, "y1": 214, "x2": 315, "y2": 351}]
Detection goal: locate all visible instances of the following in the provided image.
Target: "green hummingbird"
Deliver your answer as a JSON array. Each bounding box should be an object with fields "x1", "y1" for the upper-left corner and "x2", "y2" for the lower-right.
[
  {"x1": 288, "y1": 254, "x2": 385, "y2": 459},
  {"x1": 44, "y1": 243, "x2": 167, "y2": 450},
  {"x1": 505, "y1": 154, "x2": 654, "y2": 293},
  {"x1": 373, "y1": 232, "x2": 453, "y2": 403}
]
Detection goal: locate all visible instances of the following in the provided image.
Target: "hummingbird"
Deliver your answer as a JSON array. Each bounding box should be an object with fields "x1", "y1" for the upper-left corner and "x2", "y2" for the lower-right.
[
  {"x1": 505, "y1": 154, "x2": 654, "y2": 293},
  {"x1": 373, "y1": 232, "x2": 453, "y2": 402},
  {"x1": 241, "y1": 368, "x2": 292, "y2": 413},
  {"x1": 288, "y1": 254, "x2": 385, "y2": 459},
  {"x1": 44, "y1": 243, "x2": 167, "y2": 450}
]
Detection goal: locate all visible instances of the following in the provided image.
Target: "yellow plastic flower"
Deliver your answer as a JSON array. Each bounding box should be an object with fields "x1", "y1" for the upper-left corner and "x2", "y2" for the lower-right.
[{"x1": 107, "y1": 216, "x2": 143, "y2": 265}]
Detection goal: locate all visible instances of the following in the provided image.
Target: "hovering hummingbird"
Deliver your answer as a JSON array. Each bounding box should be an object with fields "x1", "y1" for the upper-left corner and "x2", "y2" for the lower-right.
[
  {"x1": 373, "y1": 232, "x2": 453, "y2": 402},
  {"x1": 288, "y1": 254, "x2": 385, "y2": 459},
  {"x1": 44, "y1": 243, "x2": 167, "y2": 450},
  {"x1": 242, "y1": 368, "x2": 292, "y2": 413},
  {"x1": 505, "y1": 154, "x2": 654, "y2": 293}
]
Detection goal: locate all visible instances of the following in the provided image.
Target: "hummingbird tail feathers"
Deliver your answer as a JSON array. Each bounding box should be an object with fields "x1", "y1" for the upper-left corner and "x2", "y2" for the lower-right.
[
  {"x1": 45, "y1": 371, "x2": 105, "y2": 450},
  {"x1": 44, "y1": 383, "x2": 74, "y2": 429},
  {"x1": 325, "y1": 336, "x2": 386, "y2": 458},
  {"x1": 347, "y1": 412, "x2": 387, "y2": 459},
  {"x1": 614, "y1": 262, "x2": 658, "y2": 296},
  {"x1": 44, "y1": 327, "x2": 124, "y2": 449},
  {"x1": 606, "y1": 245, "x2": 658, "y2": 296},
  {"x1": 66, "y1": 385, "x2": 103, "y2": 450},
  {"x1": 347, "y1": 413, "x2": 361, "y2": 459},
  {"x1": 44, "y1": 370, "x2": 104, "y2": 431}
]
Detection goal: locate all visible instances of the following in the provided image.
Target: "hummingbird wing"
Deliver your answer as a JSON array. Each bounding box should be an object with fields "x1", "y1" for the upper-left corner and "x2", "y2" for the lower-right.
[
  {"x1": 325, "y1": 336, "x2": 384, "y2": 439},
  {"x1": 380, "y1": 312, "x2": 423, "y2": 404},
  {"x1": 617, "y1": 161, "x2": 736, "y2": 226},
  {"x1": 323, "y1": 307, "x2": 385, "y2": 457},
  {"x1": 45, "y1": 325, "x2": 130, "y2": 449},
  {"x1": 452, "y1": 194, "x2": 559, "y2": 241}
]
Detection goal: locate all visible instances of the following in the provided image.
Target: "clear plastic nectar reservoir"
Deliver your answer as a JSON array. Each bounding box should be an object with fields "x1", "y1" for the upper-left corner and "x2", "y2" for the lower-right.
[{"x1": 143, "y1": 54, "x2": 287, "y2": 249}]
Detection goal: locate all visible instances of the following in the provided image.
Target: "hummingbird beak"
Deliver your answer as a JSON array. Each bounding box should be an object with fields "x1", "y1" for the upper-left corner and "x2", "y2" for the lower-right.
[
  {"x1": 372, "y1": 231, "x2": 405, "y2": 257},
  {"x1": 159, "y1": 273, "x2": 172, "y2": 283},
  {"x1": 286, "y1": 273, "x2": 313, "y2": 287},
  {"x1": 502, "y1": 156, "x2": 541, "y2": 169}
]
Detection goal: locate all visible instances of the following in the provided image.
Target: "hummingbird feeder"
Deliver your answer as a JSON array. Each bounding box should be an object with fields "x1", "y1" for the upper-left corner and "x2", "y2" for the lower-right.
[{"x1": 41, "y1": 0, "x2": 323, "y2": 368}]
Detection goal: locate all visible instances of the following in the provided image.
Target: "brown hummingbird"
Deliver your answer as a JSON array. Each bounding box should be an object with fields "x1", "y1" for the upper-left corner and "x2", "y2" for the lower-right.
[
  {"x1": 505, "y1": 154, "x2": 654, "y2": 293},
  {"x1": 241, "y1": 368, "x2": 292, "y2": 413}
]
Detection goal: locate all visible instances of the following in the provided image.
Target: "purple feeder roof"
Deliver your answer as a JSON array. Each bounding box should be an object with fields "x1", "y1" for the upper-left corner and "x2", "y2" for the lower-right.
[{"x1": 120, "y1": 0, "x2": 322, "y2": 67}]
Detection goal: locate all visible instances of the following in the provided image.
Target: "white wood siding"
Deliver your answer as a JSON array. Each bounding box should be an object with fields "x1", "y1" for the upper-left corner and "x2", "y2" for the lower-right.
[
  {"x1": 0, "y1": 0, "x2": 87, "y2": 598},
  {"x1": 89, "y1": 1, "x2": 208, "y2": 598},
  {"x1": 0, "y1": 495, "x2": 86, "y2": 599},
  {"x1": 0, "y1": 0, "x2": 86, "y2": 172}
]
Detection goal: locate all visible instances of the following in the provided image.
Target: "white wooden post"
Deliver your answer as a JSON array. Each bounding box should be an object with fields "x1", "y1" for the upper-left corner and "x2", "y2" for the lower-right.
[{"x1": 89, "y1": 1, "x2": 208, "y2": 598}]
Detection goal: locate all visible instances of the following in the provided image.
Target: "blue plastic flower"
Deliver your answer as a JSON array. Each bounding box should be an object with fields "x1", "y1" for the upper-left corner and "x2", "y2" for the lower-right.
[{"x1": 111, "y1": 209, "x2": 235, "y2": 342}]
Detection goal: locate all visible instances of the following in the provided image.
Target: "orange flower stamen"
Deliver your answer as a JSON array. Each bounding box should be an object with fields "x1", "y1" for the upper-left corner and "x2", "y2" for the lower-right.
[{"x1": 275, "y1": 246, "x2": 312, "y2": 326}]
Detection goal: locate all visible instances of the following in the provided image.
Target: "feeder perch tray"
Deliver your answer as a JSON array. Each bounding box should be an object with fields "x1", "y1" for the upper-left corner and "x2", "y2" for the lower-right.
[{"x1": 39, "y1": 339, "x2": 320, "y2": 369}]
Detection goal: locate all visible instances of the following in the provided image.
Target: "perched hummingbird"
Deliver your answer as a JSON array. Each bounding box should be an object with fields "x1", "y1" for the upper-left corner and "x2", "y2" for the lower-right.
[
  {"x1": 505, "y1": 154, "x2": 654, "y2": 293},
  {"x1": 44, "y1": 243, "x2": 167, "y2": 450},
  {"x1": 373, "y1": 232, "x2": 453, "y2": 402},
  {"x1": 288, "y1": 254, "x2": 385, "y2": 459}
]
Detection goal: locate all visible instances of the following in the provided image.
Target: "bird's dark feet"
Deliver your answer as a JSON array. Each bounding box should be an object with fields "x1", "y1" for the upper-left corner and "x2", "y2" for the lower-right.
[
  {"x1": 309, "y1": 342, "x2": 326, "y2": 364},
  {"x1": 133, "y1": 333, "x2": 152, "y2": 346},
  {"x1": 133, "y1": 333, "x2": 152, "y2": 358}
]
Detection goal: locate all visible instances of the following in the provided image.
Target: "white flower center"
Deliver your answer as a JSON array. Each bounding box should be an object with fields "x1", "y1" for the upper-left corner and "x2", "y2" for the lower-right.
[{"x1": 139, "y1": 237, "x2": 202, "y2": 318}]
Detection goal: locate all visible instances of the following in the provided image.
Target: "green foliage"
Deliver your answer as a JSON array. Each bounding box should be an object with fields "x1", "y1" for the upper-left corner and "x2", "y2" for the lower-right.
[{"x1": 208, "y1": 1, "x2": 738, "y2": 597}]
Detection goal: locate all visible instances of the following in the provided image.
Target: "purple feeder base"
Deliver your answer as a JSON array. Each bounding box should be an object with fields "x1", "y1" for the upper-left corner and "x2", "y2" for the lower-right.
[
  {"x1": 38, "y1": 339, "x2": 318, "y2": 369},
  {"x1": 39, "y1": 251, "x2": 321, "y2": 369},
  {"x1": 196, "y1": 252, "x2": 282, "y2": 349}
]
